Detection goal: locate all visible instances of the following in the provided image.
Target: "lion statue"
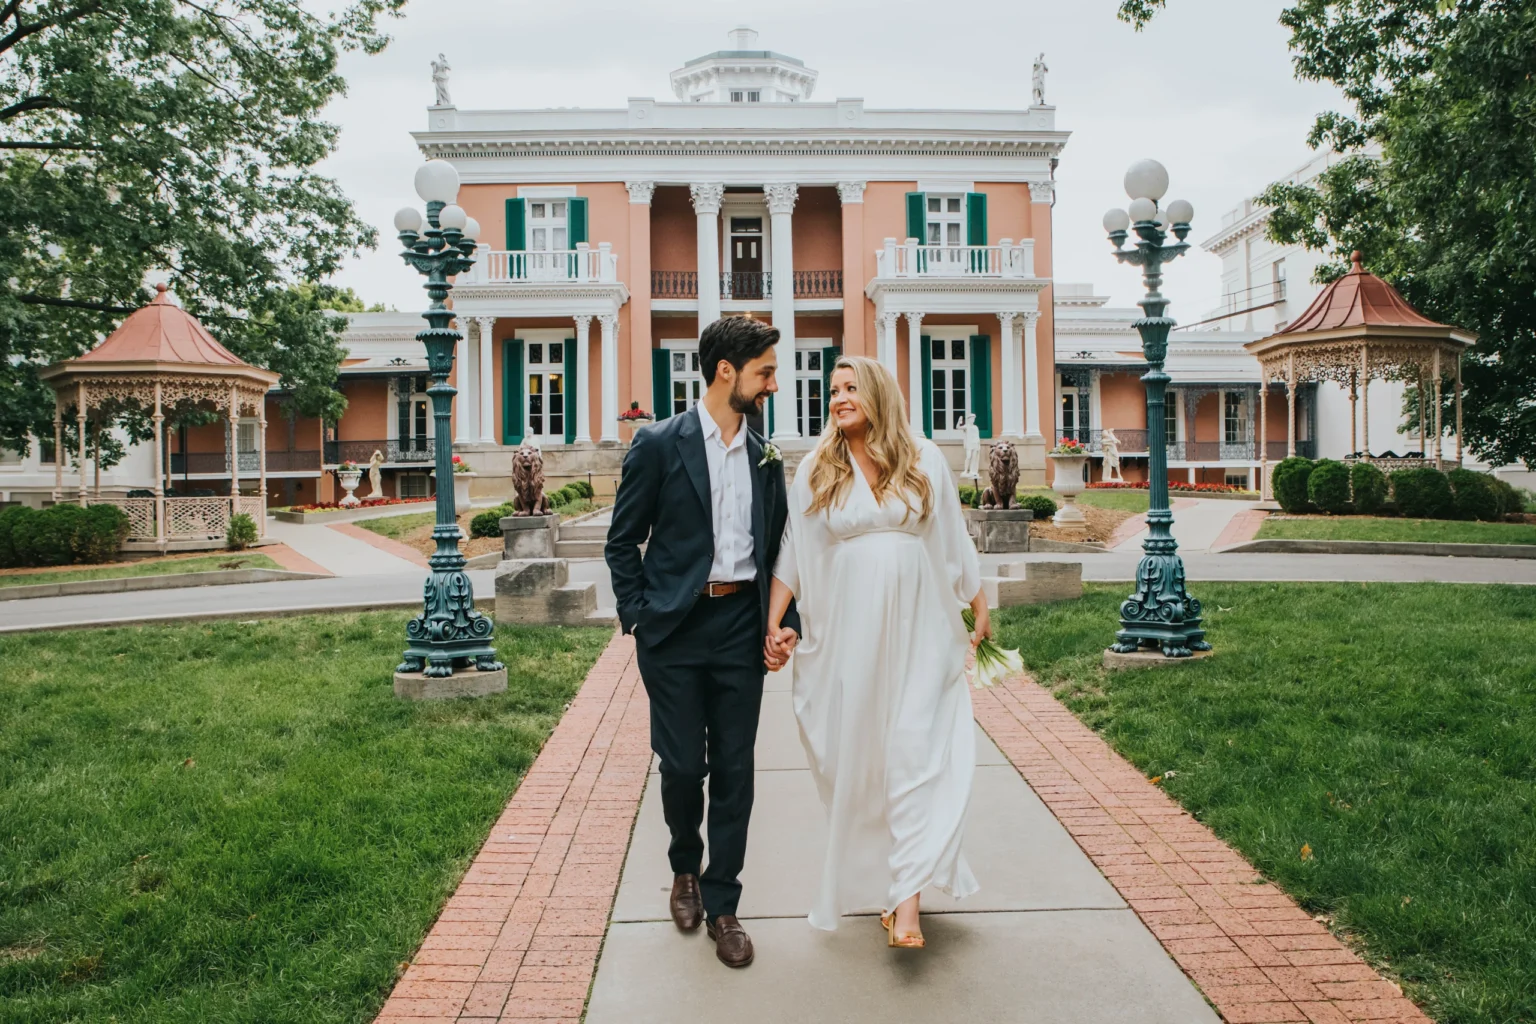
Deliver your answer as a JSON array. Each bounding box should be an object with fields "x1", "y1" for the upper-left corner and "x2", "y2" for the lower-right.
[
  {"x1": 510, "y1": 442, "x2": 552, "y2": 516},
  {"x1": 980, "y1": 441, "x2": 1019, "y2": 510}
]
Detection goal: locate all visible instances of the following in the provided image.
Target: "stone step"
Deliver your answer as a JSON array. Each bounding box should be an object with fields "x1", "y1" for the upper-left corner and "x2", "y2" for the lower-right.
[
  {"x1": 555, "y1": 540, "x2": 606, "y2": 559},
  {"x1": 558, "y1": 523, "x2": 609, "y2": 541}
]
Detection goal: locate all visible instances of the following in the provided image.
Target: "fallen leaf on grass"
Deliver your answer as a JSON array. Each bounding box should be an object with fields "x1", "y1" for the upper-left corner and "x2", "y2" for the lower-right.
[
  {"x1": 1148, "y1": 775, "x2": 1163, "y2": 785},
  {"x1": 1300, "y1": 843, "x2": 1313, "y2": 861},
  {"x1": 180, "y1": 757, "x2": 195, "y2": 769}
]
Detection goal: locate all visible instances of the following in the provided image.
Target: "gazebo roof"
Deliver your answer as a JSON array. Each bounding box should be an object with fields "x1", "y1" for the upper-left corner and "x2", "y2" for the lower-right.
[
  {"x1": 76, "y1": 283, "x2": 249, "y2": 367},
  {"x1": 1280, "y1": 252, "x2": 1451, "y2": 336}
]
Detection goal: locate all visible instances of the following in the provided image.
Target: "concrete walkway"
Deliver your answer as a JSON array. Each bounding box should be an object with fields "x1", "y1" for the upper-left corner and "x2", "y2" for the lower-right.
[
  {"x1": 265, "y1": 517, "x2": 426, "y2": 576},
  {"x1": 1114, "y1": 497, "x2": 1258, "y2": 553},
  {"x1": 583, "y1": 667, "x2": 1219, "y2": 1024}
]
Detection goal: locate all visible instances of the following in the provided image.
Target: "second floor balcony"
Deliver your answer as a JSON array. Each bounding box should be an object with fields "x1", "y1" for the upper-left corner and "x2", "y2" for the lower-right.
[
  {"x1": 650, "y1": 269, "x2": 843, "y2": 300},
  {"x1": 1060, "y1": 427, "x2": 1317, "y2": 463},
  {"x1": 875, "y1": 240, "x2": 1037, "y2": 280},
  {"x1": 323, "y1": 438, "x2": 436, "y2": 467},
  {"x1": 464, "y1": 244, "x2": 620, "y2": 286},
  {"x1": 170, "y1": 450, "x2": 321, "y2": 475}
]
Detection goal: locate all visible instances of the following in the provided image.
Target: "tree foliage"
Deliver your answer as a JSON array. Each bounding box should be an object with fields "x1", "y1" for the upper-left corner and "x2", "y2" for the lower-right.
[
  {"x1": 1120, "y1": 0, "x2": 1536, "y2": 467},
  {"x1": 0, "y1": 0, "x2": 405, "y2": 456}
]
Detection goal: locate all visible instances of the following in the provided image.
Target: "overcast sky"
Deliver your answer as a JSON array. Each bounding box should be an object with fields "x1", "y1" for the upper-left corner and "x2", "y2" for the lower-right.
[{"x1": 320, "y1": 0, "x2": 1344, "y2": 319}]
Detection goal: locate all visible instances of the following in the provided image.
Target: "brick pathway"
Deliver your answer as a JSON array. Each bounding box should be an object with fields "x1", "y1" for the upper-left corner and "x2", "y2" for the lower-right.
[
  {"x1": 973, "y1": 677, "x2": 1430, "y2": 1024},
  {"x1": 374, "y1": 633, "x2": 648, "y2": 1024},
  {"x1": 261, "y1": 542, "x2": 333, "y2": 576},
  {"x1": 1213, "y1": 508, "x2": 1269, "y2": 551},
  {"x1": 1108, "y1": 496, "x2": 1200, "y2": 550}
]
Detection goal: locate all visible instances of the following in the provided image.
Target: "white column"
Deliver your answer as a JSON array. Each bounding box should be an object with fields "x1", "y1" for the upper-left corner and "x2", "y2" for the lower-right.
[
  {"x1": 475, "y1": 317, "x2": 496, "y2": 444},
  {"x1": 766, "y1": 182, "x2": 799, "y2": 440},
  {"x1": 880, "y1": 312, "x2": 900, "y2": 376},
  {"x1": 998, "y1": 312, "x2": 1022, "y2": 438},
  {"x1": 690, "y1": 183, "x2": 725, "y2": 332},
  {"x1": 905, "y1": 312, "x2": 925, "y2": 435},
  {"x1": 1022, "y1": 310, "x2": 1043, "y2": 438},
  {"x1": 454, "y1": 325, "x2": 471, "y2": 442},
  {"x1": 572, "y1": 315, "x2": 593, "y2": 443},
  {"x1": 599, "y1": 314, "x2": 620, "y2": 442}
]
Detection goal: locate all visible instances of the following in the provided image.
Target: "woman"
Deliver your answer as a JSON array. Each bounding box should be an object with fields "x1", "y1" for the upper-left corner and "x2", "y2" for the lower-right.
[{"x1": 766, "y1": 355, "x2": 990, "y2": 948}]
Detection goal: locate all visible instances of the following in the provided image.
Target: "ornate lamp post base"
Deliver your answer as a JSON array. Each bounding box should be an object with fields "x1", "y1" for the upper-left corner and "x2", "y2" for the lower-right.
[{"x1": 1109, "y1": 546, "x2": 1210, "y2": 657}]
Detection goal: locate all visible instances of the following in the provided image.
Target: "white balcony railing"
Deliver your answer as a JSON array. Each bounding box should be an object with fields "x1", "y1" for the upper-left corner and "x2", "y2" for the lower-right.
[
  {"x1": 467, "y1": 242, "x2": 620, "y2": 285},
  {"x1": 875, "y1": 238, "x2": 1036, "y2": 280}
]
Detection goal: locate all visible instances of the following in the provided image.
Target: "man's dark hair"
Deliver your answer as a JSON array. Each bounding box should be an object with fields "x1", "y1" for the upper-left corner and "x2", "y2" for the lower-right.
[{"x1": 699, "y1": 317, "x2": 780, "y2": 385}]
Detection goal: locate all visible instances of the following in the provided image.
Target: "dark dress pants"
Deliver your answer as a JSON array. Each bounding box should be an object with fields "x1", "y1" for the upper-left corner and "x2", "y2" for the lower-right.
[{"x1": 634, "y1": 588, "x2": 763, "y2": 921}]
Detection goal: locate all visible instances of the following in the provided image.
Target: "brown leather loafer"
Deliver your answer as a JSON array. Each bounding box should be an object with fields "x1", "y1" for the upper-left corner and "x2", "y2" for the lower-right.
[
  {"x1": 669, "y1": 874, "x2": 703, "y2": 932},
  {"x1": 705, "y1": 914, "x2": 754, "y2": 968}
]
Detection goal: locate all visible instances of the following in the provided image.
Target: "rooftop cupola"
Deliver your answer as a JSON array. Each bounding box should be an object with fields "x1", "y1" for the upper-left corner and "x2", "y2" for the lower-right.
[{"x1": 669, "y1": 27, "x2": 818, "y2": 104}]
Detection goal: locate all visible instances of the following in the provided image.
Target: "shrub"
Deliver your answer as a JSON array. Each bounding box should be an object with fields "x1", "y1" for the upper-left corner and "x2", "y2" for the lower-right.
[
  {"x1": 1271, "y1": 457, "x2": 1315, "y2": 514},
  {"x1": 1307, "y1": 459, "x2": 1352, "y2": 514},
  {"x1": 1447, "y1": 468, "x2": 1501, "y2": 522},
  {"x1": 1483, "y1": 476, "x2": 1524, "y2": 519},
  {"x1": 571, "y1": 480, "x2": 594, "y2": 499},
  {"x1": 1016, "y1": 494, "x2": 1058, "y2": 520},
  {"x1": 0, "y1": 506, "x2": 31, "y2": 568},
  {"x1": 470, "y1": 503, "x2": 515, "y2": 538},
  {"x1": 1349, "y1": 462, "x2": 1389, "y2": 516},
  {"x1": 226, "y1": 512, "x2": 258, "y2": 551},
  {"x1": 957, "y1": 485, "x2": 979, "y2": 508},
  {"x1": 12, "y1": 504, "x2": 79, "y2": 567},
  {"x1": 77, "y1": 504, "x2": 130, "y2": 562},
  {"x1": 1390, "y1": 467, "x2": 1455, "y2": 520}
]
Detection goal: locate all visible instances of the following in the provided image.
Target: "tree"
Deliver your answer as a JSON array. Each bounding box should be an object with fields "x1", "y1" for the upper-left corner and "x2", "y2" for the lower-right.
[
  {"x1": 1119, "y1": 0, "x2": 1536, "y2": 467},
  {"x1": 0, "y1": 0, "x2": 405, "y2": 456}
]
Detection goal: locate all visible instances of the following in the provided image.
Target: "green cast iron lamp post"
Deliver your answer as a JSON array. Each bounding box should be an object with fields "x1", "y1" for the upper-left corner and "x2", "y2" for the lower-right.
[
  {"x1": 1102, "y1": 159, "x2": 1210, "y2": 658},
  {"x1": 392, "y1": 160, "x2": 503, "y2": 678}
]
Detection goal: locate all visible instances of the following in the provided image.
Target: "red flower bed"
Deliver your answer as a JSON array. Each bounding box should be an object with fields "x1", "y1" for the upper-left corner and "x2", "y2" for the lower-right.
[
  {"x1": 1088, "y1": 481, "x2": 1253, "y2": 494},
  {"x1": 289, "y1": 496, "x2": 435, "y2": 513}
]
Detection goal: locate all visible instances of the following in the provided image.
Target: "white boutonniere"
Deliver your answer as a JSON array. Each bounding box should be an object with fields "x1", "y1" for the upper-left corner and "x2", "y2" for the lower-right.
[{"x1": 758, "y1": 442, "x2": 782, "y2": 469}]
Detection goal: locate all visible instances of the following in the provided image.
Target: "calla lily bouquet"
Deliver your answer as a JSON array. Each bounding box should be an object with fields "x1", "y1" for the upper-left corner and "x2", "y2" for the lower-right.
[{"x1": 962, "y1": 607, "x2": 1025, "y2": 688}]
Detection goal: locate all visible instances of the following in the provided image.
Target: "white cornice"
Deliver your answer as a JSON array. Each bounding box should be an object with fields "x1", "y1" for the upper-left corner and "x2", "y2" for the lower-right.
[{"x1": 1201, "y1": 207, "x2": 1270, "y2": 254}]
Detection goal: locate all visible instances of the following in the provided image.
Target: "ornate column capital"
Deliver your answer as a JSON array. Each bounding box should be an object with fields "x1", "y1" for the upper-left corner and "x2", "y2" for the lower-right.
[
  {"x1": 997, "y1": 311, "x2": 1019, "y2": 328},
  {"x1": 598, "y1": 313, "x2": 619, "y2": 330},
  {"x1": 836, "y1": 181, "x2": 867, "y2": 205},
  {"x1": 1028, "y1": 180, "x2": 1055, "y2": 204},
  {"x1": 1020, "y1": 309, "x2": 1043, "y2": 324},
  {"x1": 625, "y1": 180, "x2": 656, "y2": 205},
  {"x1": 765, "y1": 182, "x2": 799, "y2": 216},
  {"x1": 904, "y1": 311, "x2": 924, "y2": 324},
  {"x1": 572, "y1": 314, "x2": 593, "y2": 331},
  {"x1": 689, "y1": 182, "x2": 725, "y2": 215}
]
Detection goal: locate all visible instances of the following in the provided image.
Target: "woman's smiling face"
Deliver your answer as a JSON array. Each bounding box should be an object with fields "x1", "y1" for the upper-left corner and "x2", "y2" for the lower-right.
[{"x1": 828, "y1": 366, "x2": 868, "y2": 436}]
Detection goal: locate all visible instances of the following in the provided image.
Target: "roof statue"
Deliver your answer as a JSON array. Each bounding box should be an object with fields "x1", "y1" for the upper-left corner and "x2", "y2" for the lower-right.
[{"x1": 431, "y1": 53, "x2": 452, "y2": 107}]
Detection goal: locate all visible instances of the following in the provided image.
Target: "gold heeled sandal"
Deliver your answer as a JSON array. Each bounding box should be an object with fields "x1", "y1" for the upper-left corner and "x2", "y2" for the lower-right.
[{"x1": 882, "y1": 911, "x2": 925, "y2": 949}]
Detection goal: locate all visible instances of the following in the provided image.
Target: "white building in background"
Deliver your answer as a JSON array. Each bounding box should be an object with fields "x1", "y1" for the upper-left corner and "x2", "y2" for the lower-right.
[
  {"x1": 1, "y1": 428, "x2": 154, "y2": 508},
  {"x1": 1194, "y1": 150, "x2": 1414, "y2": 462}
]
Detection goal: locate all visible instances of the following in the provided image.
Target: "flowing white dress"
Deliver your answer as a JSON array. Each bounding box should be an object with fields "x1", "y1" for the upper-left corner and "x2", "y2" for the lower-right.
[{"x1": 772, "y1": 438, "x2": 983, "y2": 930}]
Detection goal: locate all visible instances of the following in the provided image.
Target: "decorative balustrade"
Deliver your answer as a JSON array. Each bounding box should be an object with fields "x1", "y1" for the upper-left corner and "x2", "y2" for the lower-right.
[
  {"x1": 86, "y1": 494, "x2": 266, "y2": 544},
  {"x1": 793, "y1": 269, "x2": 842, "y2": 298},
  {"x1": 1058, "y1": 429, "x2": 1314, "y2": 462},
  {"x1": 721, "y1": 271, "x2": 769, "y2": 300},
  {"x1": 468, "y1": 244, "x2": 619, "y2": 285},
  {"x1": 876, "y1": 239, "x2": 1036, "y2": 279},
  {"x1": 650, "y1": 268, "x2": 843, "y2": 300},
  {"x1": 323, "y1": 439, "x2": 435, "y2": 466},
  {"x1": 652, "y1": 270, "x2": 698, "y2": 298}
]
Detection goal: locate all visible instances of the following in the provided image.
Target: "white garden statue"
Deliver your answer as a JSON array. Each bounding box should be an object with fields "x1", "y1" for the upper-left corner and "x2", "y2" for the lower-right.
[
  {"x1": 962, "y1": 413, "x2": 982, "y2": 482},
  {"x1": 1101, "y1": 427, "x2": 1123, "y2": 482},
  {"x1": 1032, "y1": 53, "x2": 1049, "y2": 106},
  {"x1": 365, "y1": 449, "x2": 385, "y2": 499},
  {"x1": 430, "y1": 53, "x2": 452, "y2": 107}
]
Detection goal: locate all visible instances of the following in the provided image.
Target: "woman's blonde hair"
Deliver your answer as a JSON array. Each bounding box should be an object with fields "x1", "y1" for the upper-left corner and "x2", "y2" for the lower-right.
[{"x1": 807, "y1": 355, "x2": 932, "y2": 523}]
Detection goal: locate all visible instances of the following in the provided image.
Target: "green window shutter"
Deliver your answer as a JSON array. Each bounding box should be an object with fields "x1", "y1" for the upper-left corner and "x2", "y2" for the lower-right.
[
  {"x1": 821, "y1": 346, "x2": 841, "y2": 413},
  {"x1": 505, "y1": 198, "x2": 526, "y2": 251},
  {"x1": 563, "y1": 338, "x2": 578, "y2": 444},
  {"x1": 568, "y1": 197, "x2": 588, "y2": 247},
  {"x1": 905, "y1": 192, "x2": 926, "y2": 242},
  {"x1": 651, "y1": 349, "x2": 672, "y2": 420},
  {"x1": 920, "y1": 335, "x2": 933, "y2": 439},
  {"x1": 969, "y1": 335, "x2": 993, "y2": 439},
  {"x1": 503, "y1": 339, "x2": 525, "y2": 444},
  {"x1": 966, "y1": 192, "x2": 988, "y2": 245}
]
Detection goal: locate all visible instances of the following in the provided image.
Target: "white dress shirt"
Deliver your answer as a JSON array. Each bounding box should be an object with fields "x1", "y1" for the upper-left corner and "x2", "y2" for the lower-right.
[{"x1": 696, "y1": 402, "x2": 756, "y2": 583}]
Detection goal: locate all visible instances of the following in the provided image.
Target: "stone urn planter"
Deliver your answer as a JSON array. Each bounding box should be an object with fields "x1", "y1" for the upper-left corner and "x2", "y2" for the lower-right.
[
  {"x1": 430, "y1": 470, "x2": 476, "y2": 516},
  {"x1": 1048, "y1": 452, "x2": 1090, "y2": 537},
  {"x1": 336, "y1": 467, "x2": 363, "y2": 508}
]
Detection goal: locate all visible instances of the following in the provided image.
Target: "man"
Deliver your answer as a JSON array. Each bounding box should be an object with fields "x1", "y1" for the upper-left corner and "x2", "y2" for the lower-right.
[{"x1": 605, "y1": 317, "x2": 797, "y2": 969}]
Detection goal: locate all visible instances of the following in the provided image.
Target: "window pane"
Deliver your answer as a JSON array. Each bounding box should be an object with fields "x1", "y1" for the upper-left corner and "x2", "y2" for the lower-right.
[
  {"x1": 930, "y1": 337, "x2": 943, "y2": 360},
  {"x1": 549, "y1": 342, "x2": 562, "y2": 362},
  {"x1": 928, "y1": 197, "x2": 940, "y2": 213},
  {"x1": 808, "y1": 351, "x2": 821, "y2": 371},
  {"x1": 552, "y1": 202, "x2": 565, "y2": 218},
  {"x1": 947, "y1": 223, "x2": 960, "y2": 245},
  {"x1": 672, "y1": 351, "x2": 685, "y2": 373},
  {"x1": 949, "y1": 197, "x2": 961, "y2": 213},
  {"x1": 951, "y1": 338, "x2": 965, "y2": 361},
  {"x1": 690, "y1": 353, "x2": 700, "y2": 371},
  {"x1": 554, "y1": 228, "x2": 566, "y2": 250},
  {"x1": 794, "y1": 351, "x2": 802, "y2": 370},
  {"x1": 531, "y1": 203, "x2": 545, "y2": 218},
  {"x1": 528, "y1": 375, "x2": 542, "y2": 395},
  {"x1": 532, "y1": 228, "x2": 546, "y2": 250},
  {"x1": 549, "y1": 373, "x2": 562, "y2": 395},
  {"x1": 927, "y1": 224, "x2": 940, "y2": 244},
  {"x1": 529, "y1": 343, "x2": 543, "y2": 364}
]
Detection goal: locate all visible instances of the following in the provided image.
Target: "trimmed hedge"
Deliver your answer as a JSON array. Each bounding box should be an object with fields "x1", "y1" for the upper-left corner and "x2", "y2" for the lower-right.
[
  {"x1": 0, "y1": 502, "x2": 130, "y2": 568},
  {"x1": 1271, "y1": 457, "x2": 1315, "y2": 514},
  {"x1": 1017, "y1": 494, "x2": 1058, "y2": 520},
  {"x1": 470, "y1": 503, "x2": 515, "y2": 538},
  {"x1": 1390, "y1": 467, "x2": 1456, "y2": 520},
  {"x1": 1447, "y1": 468, "x2": 1501, "y2": 522},
  {"x1": 1307, "y1": 459, "x2": 1352, "y2": 515},
  {"x1": 1349, "y1": 461, "x2": 1389, "y2": 516},
  {"x1": 1487, "y1": 476, "x2": 1525, "y2": 518}
]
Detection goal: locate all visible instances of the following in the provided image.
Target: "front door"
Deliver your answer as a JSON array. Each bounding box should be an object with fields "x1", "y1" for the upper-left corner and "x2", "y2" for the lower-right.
[
  {"x1": 794, "y1": 347, "x2": 825, "y2": 438},
  {"x1": 526, "y1": 200, "x2": 568, "y2": 280},
  {"x1": 728, "y1": 217, "x2": 764, "y2": 299},
  {"x1": 670, "y1": 348, "x2": 704, "y2": 418},
  {"x1": 525, "y1": 340, "x2": 565, "y2": 442},
  {"x1": 929, "y1": 334, "x2": 969, "y2": 437}
]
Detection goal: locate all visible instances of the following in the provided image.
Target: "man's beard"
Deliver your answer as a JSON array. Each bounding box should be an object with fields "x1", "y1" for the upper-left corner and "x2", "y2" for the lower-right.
[{"x1": 728, "y1": 380, "x2": 766, "y2": 415}]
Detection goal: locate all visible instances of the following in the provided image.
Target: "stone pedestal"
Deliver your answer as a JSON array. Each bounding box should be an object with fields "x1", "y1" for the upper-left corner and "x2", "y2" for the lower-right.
[
  {"x1": 502, "y1": 514, "x2": 558, "y2": 559},
  {"x1": 494, "y1": 557, "x2": 615, "y2": 626},
  {"x1": 1102, "y1": 647, "x2": 1215, "y2": 670},
  {"x1": 393, "y1": 664, "x2": 508, "y2": 701},
  {"x1": 965, "y1": 508, "x2": 1034, "y2": 553},
  {"x1": 995, "y1": 560, "x2": 1083, "y2": 605}
]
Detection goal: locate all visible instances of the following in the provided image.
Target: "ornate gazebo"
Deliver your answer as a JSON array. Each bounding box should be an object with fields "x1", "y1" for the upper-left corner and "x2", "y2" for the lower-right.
[
  {"x1": 1245, "y1": 252, "x2": 1476, "y2": 495},
  {"x1": 39, "y1": 284, "x2": 280, "y2": 551}
]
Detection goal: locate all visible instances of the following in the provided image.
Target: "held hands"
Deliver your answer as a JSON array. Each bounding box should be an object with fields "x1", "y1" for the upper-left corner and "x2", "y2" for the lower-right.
[{"x1": 764, "y1": 624, "x2": 799, "y2": 672}]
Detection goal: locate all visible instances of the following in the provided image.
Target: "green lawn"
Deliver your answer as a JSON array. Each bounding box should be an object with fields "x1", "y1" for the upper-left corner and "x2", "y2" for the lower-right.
[
  {"x1": 1021, "y1": 486, "x2": 1150, "y2": 513},
  {"x1": 992, "y1": 583, "x2": 1536, "y2": 1024},
  {"x1": 354, "y1": 510, "x2": 435, "y2": 540},
  {"x1": 0, "y1": 553, "x2": 282, "y2": 589},
  {"x1": 1257, "y1": 515, "x2": 1536, "y2": 546},
  {"x1": 0, "y1": 614, "x2": 612, "y2": 1024}
]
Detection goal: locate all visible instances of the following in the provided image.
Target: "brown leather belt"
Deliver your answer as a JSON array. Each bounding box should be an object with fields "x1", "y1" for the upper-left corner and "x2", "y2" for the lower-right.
[{"x1": 702, "y1": 580, "x2": 752, "y2": 598}]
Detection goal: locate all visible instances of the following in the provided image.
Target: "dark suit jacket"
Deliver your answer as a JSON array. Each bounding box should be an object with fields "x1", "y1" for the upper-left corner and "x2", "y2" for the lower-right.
[{"x1": 605, "y1": 406, "x2": 797, "y2": 647}]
